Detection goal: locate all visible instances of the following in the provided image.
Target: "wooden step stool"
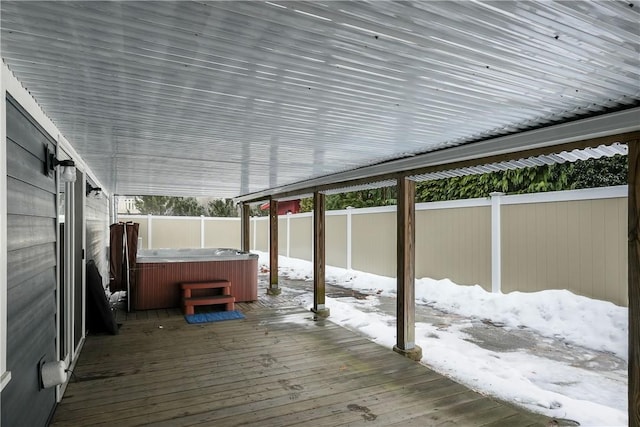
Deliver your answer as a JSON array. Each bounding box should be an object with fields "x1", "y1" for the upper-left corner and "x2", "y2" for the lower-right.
[{"x1": 181, "y1": 280, "x2": 235, "y2": 315}]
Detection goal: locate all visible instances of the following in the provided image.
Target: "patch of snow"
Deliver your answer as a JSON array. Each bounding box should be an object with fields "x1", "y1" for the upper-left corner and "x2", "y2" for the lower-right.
[{"x1": 254, "y1": 251, "x2": 628, "y2": 426}]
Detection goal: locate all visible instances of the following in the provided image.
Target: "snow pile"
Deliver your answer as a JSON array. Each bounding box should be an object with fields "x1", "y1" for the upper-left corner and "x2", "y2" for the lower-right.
[
  {"x1": 413, "y1": 277, "x2": 628, "y2": 360},
  {"x1": 256, "y1": 252, "x2": 628, "y2": 426},
  {"x1": 261, "y1": 252, "x2": 627, "y2": 360}
]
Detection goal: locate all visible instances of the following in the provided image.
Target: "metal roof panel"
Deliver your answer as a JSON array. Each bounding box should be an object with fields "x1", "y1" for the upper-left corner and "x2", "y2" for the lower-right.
[{"x1": 1, "y1": 1, "x2": 638, "y2": 197}]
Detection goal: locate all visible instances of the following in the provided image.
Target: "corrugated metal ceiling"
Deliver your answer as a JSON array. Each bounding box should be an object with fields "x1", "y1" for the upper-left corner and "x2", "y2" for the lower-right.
[{"x1": 1, "y1": 1, "x2": 638, "y2": 198}]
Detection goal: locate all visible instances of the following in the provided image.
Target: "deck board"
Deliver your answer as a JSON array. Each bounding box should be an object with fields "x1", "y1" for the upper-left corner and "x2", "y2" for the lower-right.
[{"x1": 53, "y1": 305, "x2": 550, "y2": 426}]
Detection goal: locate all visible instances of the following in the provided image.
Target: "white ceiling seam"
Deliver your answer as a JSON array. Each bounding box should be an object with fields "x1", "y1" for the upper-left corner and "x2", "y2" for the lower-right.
[{"x1": 1, "y1": 1, "x2": 638, "y2": 198}]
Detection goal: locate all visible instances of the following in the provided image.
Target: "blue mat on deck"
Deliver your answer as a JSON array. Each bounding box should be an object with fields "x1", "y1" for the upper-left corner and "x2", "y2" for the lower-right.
[{"x1": 185, "y1": 310, "x2": 245, "y2": 324}]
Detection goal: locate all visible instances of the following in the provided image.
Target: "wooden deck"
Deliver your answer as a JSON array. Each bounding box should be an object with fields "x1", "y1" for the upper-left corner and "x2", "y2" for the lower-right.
[{"x1": 51, "y1": 302, "x2": 551, "y2": 426}]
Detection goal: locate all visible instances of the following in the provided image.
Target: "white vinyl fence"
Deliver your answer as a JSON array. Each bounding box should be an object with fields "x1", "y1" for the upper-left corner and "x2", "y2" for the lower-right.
[{"x1": 119, "y1": 185, "x2": 628, "y2": 306}]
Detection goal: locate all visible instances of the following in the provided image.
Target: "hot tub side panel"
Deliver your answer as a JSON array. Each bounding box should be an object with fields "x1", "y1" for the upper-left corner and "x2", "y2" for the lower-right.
[{"x1": 135, "y1": 258, "x2": 258, "y2": 310}]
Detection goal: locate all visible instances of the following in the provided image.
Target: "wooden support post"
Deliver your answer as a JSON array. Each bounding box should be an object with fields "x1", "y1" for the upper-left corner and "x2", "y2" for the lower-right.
[
  {"x1": 629, "y1": 140, "x2": 640, "y2": 427},
  {"x1": 241, "y1": 203, "x2": 250, "y2": 252},
  {"x1": 312, "y1": 192, "x2": 329, "y2": 318},
  {"x1": 393, "y1": 178, "x2": 422, "y2": 361},
  {"x1": 267, "y1": 199, "x2": 281, "y2": 295}
]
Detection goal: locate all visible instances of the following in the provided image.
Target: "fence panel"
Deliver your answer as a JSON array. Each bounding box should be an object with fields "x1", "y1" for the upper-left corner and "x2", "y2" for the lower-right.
[
  {"x1": 254, "y1": 217, "x2": 269, "y2": 252},
  {"x1": 502, "y1": 197, "x2": 627, "y2": 306},
  {"x1": 289, "y1": 215, "x2": 312, "y2": 261},
  {"x1": 152, "y1": 217, "x2": 200, "y2": 248},
  {"x1": 278, "y1": 217, "x2": 287, "y2": 256},
  {"x1": 326, "y1": 213, "x2": 347, "y2": 269},
  {"x1": 351, "y1": 210, "x2": 396, "y2": 277},
  {"x1": 204, "y1": 218, "x2": 240, "y2": 248},
  {"x1": 415, "y1": 206, "x2": 491, "y2": 291}
]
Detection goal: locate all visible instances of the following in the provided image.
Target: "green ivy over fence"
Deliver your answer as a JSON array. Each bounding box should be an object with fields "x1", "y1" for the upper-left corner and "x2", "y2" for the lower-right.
[
  {"x1": 300, "y1": 154, "x2": 628, "y2": 211},
  {"x1": 132, "y1": 155, "x2": 628, "y2": 216}
]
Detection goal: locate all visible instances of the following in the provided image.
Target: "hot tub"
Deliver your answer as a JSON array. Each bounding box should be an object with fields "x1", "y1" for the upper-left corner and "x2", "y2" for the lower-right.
[{"x1": 134, "y1": 248, "x2": 258, "y2": 310}]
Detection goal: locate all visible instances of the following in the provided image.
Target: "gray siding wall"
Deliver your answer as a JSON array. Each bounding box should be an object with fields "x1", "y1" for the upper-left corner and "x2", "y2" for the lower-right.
[{"x1": 3, "y1": 97, "x2": 57, "y2": 426}]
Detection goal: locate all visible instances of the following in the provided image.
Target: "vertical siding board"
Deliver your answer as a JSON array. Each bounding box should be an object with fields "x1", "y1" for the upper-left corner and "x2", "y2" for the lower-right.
[
  {"x1": 565, "y1": 202, "x2": 581, "y2": 296},
  {"x1": 513, "y1": 204, "x2": 525, "y2": 292},
  {"x1": 510, "y1": 205, "x2": 520, "y2": 292},
  {"x1": 531, "y1": 204, "x2": 540, "y2": 292},
  {"x1": 579, "y1": 201, "x2": 594, "y2": 298},
  {"x1": 278, "y1": 217, "x2": 287, "y2": 256},
  {"x1": 501, "y1": 206, "x2": 514, "y2": 293},
  {"x1": 556, "y1": 202, "x2": 570, "y2": 291},
  {"x1": 444, "y1": 209, "x2": 454, "y2": 280},
  {"x1": 524, "y1": 204, "x2": 533, "y2": 291},
  {"x1": 546, "y1": 203, "x2": 556, "y2": 291},
  {"x1": 604, "y1": 200, "x2": 619, "y2": 304},
  {"x1": 545, "y1": 203, "x2": 557, "y2": 291},
  {"x1": 256, "y1": 218, "x2": 269, "y2": 252},
  {"x1": 415, "y1": 207, "x2": 490, "y2": 288},
  {"x1": 459, "y1": 208, "x2": 469, "y2": 284},
  {"x1": 3, "y1": 99, "x2": 57, "y2": 427},
  {"x1": 591, "y1": 200, "x2": 607, "y2": 301},
  {"x1": 414, "y1": 210, "x2": 428, "y2": 279},
  {"x1": 326, "y1": 215, "x2": 347, "y2": 269},
  {"x1": 481, "y1": 207, "x2": 491, "y2": 288},
  {"x1": 153, "y1": 218, "x2": 200, "y2": 249},
  {"x1": 504, "y1": 205, "x2": 522, "y2": 292},
  {"x1": 525, "y1": 204, "x2": 534, "y2": 291},
  {"x1": 352, "y1": 212, "x2": 396, "y2": 278},
  {"x1": 619, "y1": 198, "x2": 629, "y2": 306},
  {"x1": 289, "y1": 216, "x2": 311, "y2": 260},
  {"x1": 474, "y1": 207, "x2": 482, "y2": 286},
  {"x1": 204, "y1": 219, "x2": 241, "y2": 249}
]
